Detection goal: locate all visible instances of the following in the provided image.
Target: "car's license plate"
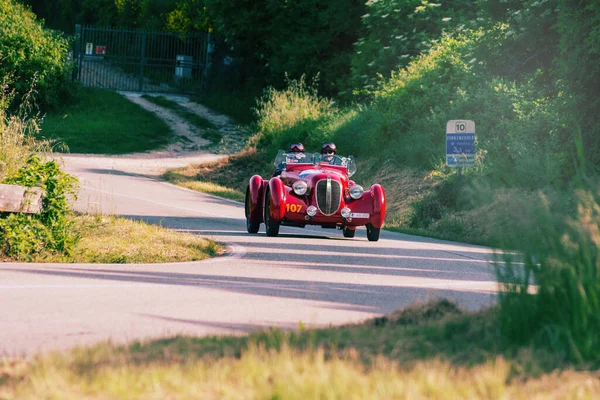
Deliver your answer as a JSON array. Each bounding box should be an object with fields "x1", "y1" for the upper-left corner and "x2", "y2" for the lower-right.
[{"x1": 350, "y1": 213, "x2": 369, "y2": 218}]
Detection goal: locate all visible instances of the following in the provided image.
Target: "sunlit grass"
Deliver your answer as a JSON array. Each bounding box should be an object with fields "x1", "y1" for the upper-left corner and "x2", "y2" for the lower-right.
[
  {"x1": 71, "y1": 214, "x2": 224, "y2": 263},
  {"x1": 178, "y1": 181, "x2": 244, "y2": 202},
  {"x1": 0, "y1": 214, "x2": 225, "y2": 263},
  {"x1": 0, "y1": 81, "x2": 44, "y2": 181},
  {"x1": 162, "y1": 153, "x2": 259, "y2": 203},
  {"x1": 1, "y1": 301, "x2": 598, "y2": 399}
]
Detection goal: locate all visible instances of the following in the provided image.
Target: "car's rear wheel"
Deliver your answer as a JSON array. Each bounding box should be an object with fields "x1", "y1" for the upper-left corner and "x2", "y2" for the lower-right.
[
  {"x1": 245, "y1": 186, "x2": 260, "y2": 234},
  {"x1": 342, "y1": 227, "x2": 356, "y2": 238},
  {"x1": 264, "y1": 189, "x2": 280, "y2": 237},
  {"x1": 366, "y1": 223, "x2": 380, "y2": 242}
]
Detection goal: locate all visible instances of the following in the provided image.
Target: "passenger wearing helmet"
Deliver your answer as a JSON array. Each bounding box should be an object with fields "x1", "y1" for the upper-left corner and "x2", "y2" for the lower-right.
[
  {"x1": 320, "y1": 142, "x2": 337, "y2": 164},
  {"x1": 273, "y1": 142, "x2": 305, "y2": 176}
]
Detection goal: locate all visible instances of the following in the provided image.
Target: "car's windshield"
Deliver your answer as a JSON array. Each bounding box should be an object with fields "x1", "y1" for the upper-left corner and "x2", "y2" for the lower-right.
[
  {"x1": 273, "y1": 150, "x2": 357, "y2": 177},
  {"x1": 273, "y1": 150, "x2": 317, "y2": 166}
]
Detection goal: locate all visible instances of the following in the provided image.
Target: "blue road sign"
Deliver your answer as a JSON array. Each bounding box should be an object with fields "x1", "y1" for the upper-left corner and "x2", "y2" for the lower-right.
[{"x1": 446, "y1": 120, "x2": 475, "y2": 167}]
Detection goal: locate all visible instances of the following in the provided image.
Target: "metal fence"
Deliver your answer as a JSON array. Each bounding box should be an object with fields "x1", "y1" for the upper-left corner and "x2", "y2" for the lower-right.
[{"x1": 73, "y1": 25, "x2": 211, "y2": 93}]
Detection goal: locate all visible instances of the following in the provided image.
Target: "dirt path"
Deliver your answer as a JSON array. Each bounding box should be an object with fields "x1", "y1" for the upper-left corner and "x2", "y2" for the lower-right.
[
  {"x1": 58, "y1": 92, "x2": 249, "y2": 176},
  {"x1": 120, "y1": 91, "x2": 248, "y2": 155}
]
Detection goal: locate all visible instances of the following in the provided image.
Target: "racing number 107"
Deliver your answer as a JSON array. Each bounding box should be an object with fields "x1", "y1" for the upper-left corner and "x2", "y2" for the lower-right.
[{"x1": 286, "y1": 204, "x2": 303, "y2": 213}]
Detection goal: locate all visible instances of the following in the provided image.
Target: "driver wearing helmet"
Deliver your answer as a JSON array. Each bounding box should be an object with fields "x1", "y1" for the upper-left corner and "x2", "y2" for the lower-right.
[
  {"x1": 320, "y1": 142, "x2": 337, "y2": 164},
  {"x1": 273, "y1": 142, "x2": 305, "y2": 176},
  {"x1": 287, "y1": 142, "x2": 306, "y2": 162}
]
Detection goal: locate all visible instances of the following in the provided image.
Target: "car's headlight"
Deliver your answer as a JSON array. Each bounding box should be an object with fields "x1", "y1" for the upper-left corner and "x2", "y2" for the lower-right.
[
  {"x1": 293, "y1": 180, "x2": 308, "y2": 195},
  {"x1": 349, "y1": 184, "x2": 364, "y2": 200}
]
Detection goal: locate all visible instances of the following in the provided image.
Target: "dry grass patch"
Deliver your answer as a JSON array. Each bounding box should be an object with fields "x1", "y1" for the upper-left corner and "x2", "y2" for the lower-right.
[{"x1": 70, "y1": 214, "x2": 224, "y2": 263}]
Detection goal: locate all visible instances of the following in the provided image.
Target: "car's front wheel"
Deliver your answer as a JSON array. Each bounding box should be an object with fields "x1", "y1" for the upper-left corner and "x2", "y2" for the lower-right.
[
  {"x1": 366, "y1": 223, "x2": 380, "y2": 242},
  {"x1": 342, "y1": 227, "x2": 356, "y2": 238},
  {"x1": 245, "y1": 186, "x2": 260, "y2": 234},
  {"x1": 264, "y1": 189, "x2": 280, "y2": 237}
]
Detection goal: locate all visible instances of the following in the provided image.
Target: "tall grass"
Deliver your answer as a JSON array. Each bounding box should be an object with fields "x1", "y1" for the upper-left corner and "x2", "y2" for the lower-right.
[
  {"x1": 494, "y1": 180, "x2": 600, "y2": 363},
  {"x1": 253, "y1": 75, "x2": 342, "y2": 154},
  {"x1": 0, "y1": 81, "x2": 43, "y2": 180}
]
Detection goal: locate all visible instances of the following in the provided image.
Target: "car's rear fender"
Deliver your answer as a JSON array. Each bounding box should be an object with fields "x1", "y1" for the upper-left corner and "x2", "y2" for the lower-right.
[
  {"x1": 248, "y1": 175, "x2": 266, "y2": 223},
  {"x1": 268, "y1": 177, "x2": 286, "y2": 222}
]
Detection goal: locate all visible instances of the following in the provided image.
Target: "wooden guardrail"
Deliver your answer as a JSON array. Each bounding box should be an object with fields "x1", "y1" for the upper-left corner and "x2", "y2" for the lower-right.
[{"x1": 0, "y1": 184, "x2": 43, "y2": 214}]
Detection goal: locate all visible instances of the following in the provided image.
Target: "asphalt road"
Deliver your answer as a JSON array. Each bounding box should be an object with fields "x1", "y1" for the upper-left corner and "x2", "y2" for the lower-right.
[{"x1": 0, "y1": 153, "x2": 499, "y2": 357}]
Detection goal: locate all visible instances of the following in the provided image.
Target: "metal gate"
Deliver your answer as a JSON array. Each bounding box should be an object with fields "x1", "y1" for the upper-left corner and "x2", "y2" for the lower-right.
[{"x1": 73, "y1": 25, "x2": 211, "y2": 93}]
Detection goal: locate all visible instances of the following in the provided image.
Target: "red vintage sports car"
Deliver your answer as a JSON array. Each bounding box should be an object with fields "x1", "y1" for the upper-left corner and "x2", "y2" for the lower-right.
[{"x1": 245, "y1": 150, "x2": 386, "y2": 241}]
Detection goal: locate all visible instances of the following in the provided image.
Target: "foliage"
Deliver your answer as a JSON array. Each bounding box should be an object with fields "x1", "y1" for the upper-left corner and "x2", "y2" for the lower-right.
[
  {"x1": 254, "y1": 76, "x2": 340, "y2": 155},
  {"x1": 556, "y1": 0, "x2": 600, "y2": 168},
  {"x1": 164, "y1": 0, "x2": 211, "y2": 33},
  {"x1": 347, "y1": 0, "x2": 480, "y2": 98},
  {"x1": 0, "y1": 0, "x2": 74, "y2": 111},
  {"x1": 204, "y1": 0, "x2": 365, "y2": 95},
  {"x1": 494, "y1": 179, "x2": 600, "y2": 363},
  {"x1": 1, "y1": 154, "x2": 79, "y2": 260}
]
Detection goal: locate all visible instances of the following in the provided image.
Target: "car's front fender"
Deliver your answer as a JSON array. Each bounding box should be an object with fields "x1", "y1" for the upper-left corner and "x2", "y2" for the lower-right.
[
  {"x1": 268, "y1": 177, "x2": 286, "y2": 222},
  {"x1": 247, "y1": 175, "x2": 266, "y2": 223},
  {"x1": 369, "y1": 184, "x2": 386, "y2": 229}
]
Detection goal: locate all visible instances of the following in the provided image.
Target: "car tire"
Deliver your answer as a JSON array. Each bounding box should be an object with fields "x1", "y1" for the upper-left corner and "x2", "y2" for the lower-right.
[
  {"x1": 264, "y1": 189, "x2": 280, "y2": 237},
  {"x1": 366, "y1": 223, "x2": 380, "y2": 242},
  {"x1": 342, "y1": 227, "x2": 356, "y2": 238},
  {"x1": 245, "y1": 186, "x2": 260, "y2": 234}
]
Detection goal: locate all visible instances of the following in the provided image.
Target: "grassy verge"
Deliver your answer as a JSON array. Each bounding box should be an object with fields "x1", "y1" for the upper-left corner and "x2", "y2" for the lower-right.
[
  {"x1": 141, "y1": 94, "x2": 224, "y2": 144},
  {"x1": 0, "y1": 214, "x2": 224, "y2": 263},
  {"x1": 39, "y1": 87, "x2": 174, "y2": 154},
  {"x1": 162, "y1": 148, "x2": 270, "y2": 202},
  {"x1": 1, "y1": 300, "x2": 596, "y2": 398}
]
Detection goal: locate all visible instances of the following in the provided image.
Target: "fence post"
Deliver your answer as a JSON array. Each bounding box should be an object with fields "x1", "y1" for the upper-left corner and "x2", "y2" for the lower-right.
[
  {"x1": 203, "y1": 30, "x2": 213, "y2": 90},
  {"x1": 73, "y1": 24, "x2": 82, "y2": 81},
  {"x1": 139, "y1": 31, "x2": 147, "y2": 91}
]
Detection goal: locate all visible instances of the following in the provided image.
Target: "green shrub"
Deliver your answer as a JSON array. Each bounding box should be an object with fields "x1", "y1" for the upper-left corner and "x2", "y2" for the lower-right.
[
  {"x1": 1, "y1": 154, "x2": 79, "y2": 260},
  {"x1": 0, "y1": 0, "x2": 74, "y2": 110},
  {"x1": 253, "y1": 76, "x2": 340, "y2": 155}
]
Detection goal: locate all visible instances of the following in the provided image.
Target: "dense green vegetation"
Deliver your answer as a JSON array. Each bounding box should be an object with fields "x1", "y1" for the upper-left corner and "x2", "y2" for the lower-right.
[{"x1": 0, "y1": 0, "x2": 74, "y2": 110}]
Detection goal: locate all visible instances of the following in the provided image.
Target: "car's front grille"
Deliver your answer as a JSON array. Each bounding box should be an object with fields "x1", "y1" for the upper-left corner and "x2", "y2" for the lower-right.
[{"x1": 315, "y1": 177, "x2": 341, "y2": 216}]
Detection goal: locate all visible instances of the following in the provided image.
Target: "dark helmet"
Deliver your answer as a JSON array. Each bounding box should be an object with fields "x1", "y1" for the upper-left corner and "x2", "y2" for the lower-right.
[
  {"x1": 320, "y1": 142, "x2": 337, "y2": 154},
  {"x1": 289, "y1": 142, "x2": 305, "y2": 153}
]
